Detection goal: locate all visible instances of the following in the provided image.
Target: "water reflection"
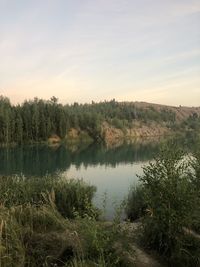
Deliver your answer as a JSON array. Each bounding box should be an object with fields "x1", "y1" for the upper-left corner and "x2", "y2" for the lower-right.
[
  {"x1": 0, "y1": 134, "x2": 196, "y2": 177},
  {"x1": 0, "y1": 140, "x2": 161, "y2": 177},
  {"x1": 0, "y1": 135, "x2": 196, "y2": 219}
]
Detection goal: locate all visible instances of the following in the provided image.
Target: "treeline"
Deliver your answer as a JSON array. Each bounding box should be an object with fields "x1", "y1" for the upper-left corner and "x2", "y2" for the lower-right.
[
  {"x1": 0, "y1": 95, "x2": 199, "y2": 144},
  {"x1": 0, "y1": 96, "x2": 68, "y2": 144}
]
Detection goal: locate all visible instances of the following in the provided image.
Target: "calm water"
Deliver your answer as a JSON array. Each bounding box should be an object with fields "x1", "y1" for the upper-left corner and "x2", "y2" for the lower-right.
[{"x1": 0, "y1": 137, "x2": 194, "y2": 219}]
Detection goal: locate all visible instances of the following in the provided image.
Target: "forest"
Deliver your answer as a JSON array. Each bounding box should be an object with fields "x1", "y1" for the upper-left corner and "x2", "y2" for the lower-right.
[{"x1": 0, "y1": 95, "x2": 199, "y2": 145}]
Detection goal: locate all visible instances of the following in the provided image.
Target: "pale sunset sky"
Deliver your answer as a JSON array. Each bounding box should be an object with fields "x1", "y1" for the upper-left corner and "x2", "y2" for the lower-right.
[{"x1": 0, "y1": 0, "x2": 200, "y2": 106}]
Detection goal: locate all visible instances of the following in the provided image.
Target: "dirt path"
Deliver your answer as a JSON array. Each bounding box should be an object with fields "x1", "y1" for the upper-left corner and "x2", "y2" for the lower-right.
[
  {"x1": 119, "y1": 222, "x2": 163, "y2": 267},
  {"x1": 133, "y1": 245, "x2": 162, "y2": 267}
]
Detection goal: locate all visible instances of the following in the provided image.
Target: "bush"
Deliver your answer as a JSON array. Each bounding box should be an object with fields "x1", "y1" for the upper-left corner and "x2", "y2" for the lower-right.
[
  {"x1": 125, "y1": 185, "x2": 146, "y2": 221},
  {"x1": 137, "y1": 146, "x2": 199, "y2": 266},
  {"x1": 111, "y1": 118, "x2": 124, "y2": 130},
  {"x1": 190, "y1": 151, "x2": 200, "y2": 233}
]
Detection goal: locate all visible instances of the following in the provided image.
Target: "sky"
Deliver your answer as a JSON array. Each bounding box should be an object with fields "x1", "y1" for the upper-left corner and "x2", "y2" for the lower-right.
[{"x1": 0, "y1": 0, "x2": 200, "y2": 106}]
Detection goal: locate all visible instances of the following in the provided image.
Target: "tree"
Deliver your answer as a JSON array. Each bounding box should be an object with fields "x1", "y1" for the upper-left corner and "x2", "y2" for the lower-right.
[
  {"x1": 15, "y1": 111, "x2": 23, "y2": 144},
  {"x1": 50, "y1": 96, "x2": 58, "y2": 105}
]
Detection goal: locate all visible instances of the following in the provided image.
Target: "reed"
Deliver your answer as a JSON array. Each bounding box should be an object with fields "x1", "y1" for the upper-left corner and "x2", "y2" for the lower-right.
[
  {"x1": 0, "y1": 175, "x2": 128, "y2": 267},
  {"x1": 0, "y1": 175, "x2": 97, "y2": 219}
]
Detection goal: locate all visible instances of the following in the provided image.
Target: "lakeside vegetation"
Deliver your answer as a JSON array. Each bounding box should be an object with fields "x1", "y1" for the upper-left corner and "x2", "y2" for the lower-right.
[
  {"x1": 0, "y1": 144, "x2": 200, "y2": 266},
  {"x1": 0, "y1": 94, "x2": 200, "y2": 266},
  {"x1": 0, "y1": 175, "x2": 135, "y2": 267},
  {"x1": 1, "y1": 95, "x2": 200, "y2": 145},
  {"x1": 126, "y1": 145, "x2": 200, "y2": 266}
]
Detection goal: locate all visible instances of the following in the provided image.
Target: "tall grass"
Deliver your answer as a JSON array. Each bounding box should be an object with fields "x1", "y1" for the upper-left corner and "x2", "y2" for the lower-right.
[
  {"x1": 0, "y1": 207, "x2": 25, "y2": 267},
  {"x1": 0, "y1": 175, "x2": 97, "y2": 219},
  {"x1": 0, "y1": 175, "x2": 133, "y2": 267}
]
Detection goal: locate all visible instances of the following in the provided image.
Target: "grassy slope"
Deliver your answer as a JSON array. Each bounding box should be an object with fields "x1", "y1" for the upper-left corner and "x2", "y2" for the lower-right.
[{"x1": 132, "y1": 101, "x2": 200, "y2": 122}]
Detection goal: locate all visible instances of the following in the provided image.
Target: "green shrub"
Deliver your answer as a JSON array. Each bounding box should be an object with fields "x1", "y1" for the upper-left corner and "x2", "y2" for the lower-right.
[
  {"x1": 125, "y1": 185, "x2": 146, "y2": 221},
  {"x1": 137, "y1": 146, "x2": 199, "y2": 266},
  {"x1": 190, "y1": 151, "x2": 200, "y2": 233},
  {"x1": 111, "y1": 118, "x2": 124, "y2": 130}
]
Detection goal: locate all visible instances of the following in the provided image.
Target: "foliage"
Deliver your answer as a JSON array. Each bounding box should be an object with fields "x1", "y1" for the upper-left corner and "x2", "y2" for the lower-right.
[
  {"x1": 0, "y1": 174, "x2": 134, "y2": 267},
  {"x1": 0, "y1": 96, "x2": 181, "y2": 145},
  {"x1": 126, "y1": 146, "x2": 200, "y2": 266},
  {"x1": 0, "y1": 175, "x2": 97, "y2": 219},
  {"x1": 0, "y1": 208, "x2": 25, "y2": 267},
  {"x1": 125, "y1": 185, "x2": 146, "y2": 221},
  {"x1": 182, "y1": 113, "x2": 200, "y2": 131},
  {"x1": 189, "y1": 149, "x2": 200, "y2": 233},
  {"x1": 0, "y1": 175, "x2": 99, "y2": 265}
]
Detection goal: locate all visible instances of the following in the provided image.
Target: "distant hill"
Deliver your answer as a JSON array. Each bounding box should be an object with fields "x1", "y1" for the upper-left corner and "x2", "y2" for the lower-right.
[
  {"x1": 0, "y1": 96, "x2": 200, "y2": 145},
  {"x1": 121, "y1": 101, "x2": 200, "y2": 122}
]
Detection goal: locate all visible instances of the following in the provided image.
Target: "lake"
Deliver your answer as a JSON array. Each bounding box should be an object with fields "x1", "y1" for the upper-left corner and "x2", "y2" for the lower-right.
[{"x1": 0, "y1": 136, "x2": 193, "y2": 219}]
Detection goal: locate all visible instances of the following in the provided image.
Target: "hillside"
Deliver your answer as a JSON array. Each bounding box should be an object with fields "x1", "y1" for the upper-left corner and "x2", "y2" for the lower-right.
[
  {"x1": 132, "y1": 101, "x2": 200, "y2": 122},
  {"x1": 0, "y1": 96, "x2": 200, "y2": 145}
]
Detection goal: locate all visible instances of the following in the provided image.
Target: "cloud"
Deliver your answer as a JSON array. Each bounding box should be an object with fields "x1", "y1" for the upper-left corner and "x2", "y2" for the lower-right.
[{"x1": 0, "y1": 0, "x2": 199, "y2": 106}]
